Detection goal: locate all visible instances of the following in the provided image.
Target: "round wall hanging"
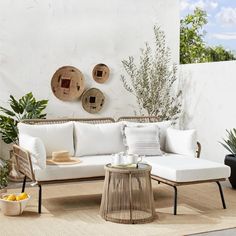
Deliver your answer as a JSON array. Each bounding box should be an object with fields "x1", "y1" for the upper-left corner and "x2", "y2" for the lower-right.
[
  {"x1": 92, "y1": 63, "x2": 110, "y2": 83},
  {"x1": 51, "y1": 66, "x2": 85, "y2": 101},
  {"x1": 82, "y1": 88, "x2": 105, "y2": 114}
]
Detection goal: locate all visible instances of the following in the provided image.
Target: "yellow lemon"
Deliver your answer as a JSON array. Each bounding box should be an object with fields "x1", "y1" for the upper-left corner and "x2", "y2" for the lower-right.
[
  {"x1": 16, "y1": 196, "x2": 21, "y2": 201},
  {"x1": 18, "y1": 192, "x2": 28, "y2": 200},
  {"x1": 7, "y1": 194, "x2": 16, "y2": 201}
]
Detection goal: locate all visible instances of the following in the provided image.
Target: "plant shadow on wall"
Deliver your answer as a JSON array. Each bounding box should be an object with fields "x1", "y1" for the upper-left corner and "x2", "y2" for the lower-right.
[
  {"x1": 121, "y1": 25, "x2": 182, "y2": 121},
  {"x1": 177, "y1": 69, "x2": 201, "y2": 129}
]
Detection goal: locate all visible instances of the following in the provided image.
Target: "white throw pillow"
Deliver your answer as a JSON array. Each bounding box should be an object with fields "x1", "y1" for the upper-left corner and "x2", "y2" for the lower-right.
[
  {"x1": 123, "y1": 125, "x2": 162, "y2": 156},
  {"x1": 19, "y1": 134, "x2": 46, "y2": 170},
  {"x1": 18, "y1": 122, "x2": 74, "y2": 157},
  {"x1": 74, "y1": 122, "x2": 126, "y2": 156},
  {"x1": 124, "y1": 120, "x2": 172, "y2": 151},
  {"x1": 165, "y1": 127, "x2": 197, "y2": 157}
]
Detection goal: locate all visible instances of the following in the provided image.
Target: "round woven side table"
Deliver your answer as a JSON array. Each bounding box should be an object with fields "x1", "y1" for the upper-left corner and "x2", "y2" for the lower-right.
[{"x1": 100, "y1": 163, "x2": 156, "y2": 224}]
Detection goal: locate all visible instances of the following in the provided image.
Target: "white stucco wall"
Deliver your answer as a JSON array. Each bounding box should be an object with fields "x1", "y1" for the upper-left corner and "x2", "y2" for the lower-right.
[
  {"x1": 180, "y1": 61, "x2": 236, "y2": 163},
  {"x1": 0, "y1": 0, "x2": 179, "y2": 159}
]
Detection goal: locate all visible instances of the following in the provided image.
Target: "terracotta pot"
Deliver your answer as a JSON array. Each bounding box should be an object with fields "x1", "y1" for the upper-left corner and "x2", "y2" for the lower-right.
[{"x1": 225, "y1": 154, "x2": 236, "y2": 189}]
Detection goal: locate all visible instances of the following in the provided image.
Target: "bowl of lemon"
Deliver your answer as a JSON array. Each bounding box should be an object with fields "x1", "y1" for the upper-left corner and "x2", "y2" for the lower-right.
[{"x1": 0, "y1": 192, "x2": 30, "y2": 216}]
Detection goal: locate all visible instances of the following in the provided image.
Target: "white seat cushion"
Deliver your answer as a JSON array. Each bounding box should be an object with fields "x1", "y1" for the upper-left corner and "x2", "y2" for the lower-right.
[
  {"x1": 165, "y1": 128, "x2": 197, "y2": 157},
  {"x1": 18, "y1": 122, "x2": 74, "y2": 157},
  {"x1": 34, "y1": 154, "x2": 231, "y2": 183},
  {"x1": 145, "y1": 154, "x2": 231, "y2": 182},
  {"x1": 34, "y1": 155, "x2": 112, "y2": 181},
  {"x1": 74, "y1": 122, "x2": 125, "y2": 156},
  {"x1": 19, "y1": 134, "x2": 46, "y2": 170}
]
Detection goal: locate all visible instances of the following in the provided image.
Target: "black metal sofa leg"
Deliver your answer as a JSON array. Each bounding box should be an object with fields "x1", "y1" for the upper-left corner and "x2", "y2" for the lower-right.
[
  {"x1": 216, "y1": 181, "x2": 226, "y2": 209},
  {"x1": 173, "y1": 186, "x2": 178, "y2": 215},
  {"x1": 38, "y1": 184, "x2": 42, "y2": 214},
  {"x1": 21, "y1": 176, "x2": 26, "y2": 193}
]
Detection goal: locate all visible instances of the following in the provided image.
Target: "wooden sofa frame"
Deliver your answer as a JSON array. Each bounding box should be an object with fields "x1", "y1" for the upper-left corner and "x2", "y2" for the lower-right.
[{"x1": 13, "y1": 116, "x2": 226, "y2": 215}]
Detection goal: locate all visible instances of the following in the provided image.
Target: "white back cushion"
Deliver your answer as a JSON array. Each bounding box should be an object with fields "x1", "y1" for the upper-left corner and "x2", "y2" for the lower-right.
[
  {"x1": 74, "y1": 122, "x2": 125, "y2": 156},
  {"x1": 124, "y1": 120, "x2": 172, "y2": 151},
  {"x1": 165, "y1": 128, "x2": 197, "y2": 157},
  {"x1": 18, "y1": 122, "x2": 74, "y2": 156},
  {"x1": 19, "y1": 134, "x2": 46, "y2": 169},
  {"x1": 124, "y1": 125, "x2": 162, "y2": 156}
]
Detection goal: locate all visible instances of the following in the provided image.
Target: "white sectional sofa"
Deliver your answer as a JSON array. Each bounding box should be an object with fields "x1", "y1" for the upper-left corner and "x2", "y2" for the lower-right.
[{"x1": 13, "y1": 116, "x2": 230, "y2": 215}]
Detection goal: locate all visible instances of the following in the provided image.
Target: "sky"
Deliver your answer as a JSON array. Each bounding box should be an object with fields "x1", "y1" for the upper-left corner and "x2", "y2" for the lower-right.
[{"x1": 180, "y1": 0, "x2": 236, "y2": 52}]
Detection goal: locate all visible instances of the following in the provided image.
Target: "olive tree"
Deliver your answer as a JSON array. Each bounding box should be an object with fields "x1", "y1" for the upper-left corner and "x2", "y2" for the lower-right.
[{"x1": 121, "y1": 25, "x2": 182, "y2": 121}]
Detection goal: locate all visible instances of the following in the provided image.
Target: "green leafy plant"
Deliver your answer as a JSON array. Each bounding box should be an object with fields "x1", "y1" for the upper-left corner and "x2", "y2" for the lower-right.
[
  {"x1": 0, "y1": 92, "x2": 48, "y2": 144},
  {"x1": 205, "y1": 46, "x2": 236, "y2": 62},
  {"x1": 180, "y1": 7, "x2": 236, "y2": 64},
  {"x1": 0, "y1": 160, "x2": 10, "y2": 189},
  {"x1": 180, "y1": 8, "x2": 208, "y2": 64},
  {"x1": 121, "y1": 25, "x2": 182, "y2": 121},
  {"x1": 220, "y1": 129, "x2": 236, "y2": 156}
]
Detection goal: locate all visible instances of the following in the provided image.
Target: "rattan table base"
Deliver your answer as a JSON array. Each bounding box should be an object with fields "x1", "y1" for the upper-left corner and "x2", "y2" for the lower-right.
[{"x1": 100, "y1": 163, "x2": 156, "y2": 224}]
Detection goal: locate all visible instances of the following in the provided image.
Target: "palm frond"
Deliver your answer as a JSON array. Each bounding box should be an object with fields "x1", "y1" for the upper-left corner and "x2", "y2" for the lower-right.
[{"x1": 220, "y1": 130, "x2": 236, "y2": 157}]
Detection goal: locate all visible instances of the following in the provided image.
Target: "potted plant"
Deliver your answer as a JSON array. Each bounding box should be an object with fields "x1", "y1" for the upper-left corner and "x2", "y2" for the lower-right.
[
  {"x1": 0, "y1": 160, "x2": 10, "y2": 196},
  {"x1": 0, "y1": 92, "x2": 48, "y2": 144},
  {"x1": 0, "y1": 92, "x2": 48, "y2": 181},
  {"x1": 220, "y1": 129, "x2": 236, "y2": 189}
]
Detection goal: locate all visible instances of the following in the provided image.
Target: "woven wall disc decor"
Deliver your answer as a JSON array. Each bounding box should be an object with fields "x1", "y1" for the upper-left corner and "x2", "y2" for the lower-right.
[
  {"x1": 92, "y1": 63, "x2": 110, "y2": 83},
  {"x1": 82, "y1": 88, "x2": 105, "y2": 114},
  {"x1": 51, "y1": 66, "x2": 85, "y2": 101}
]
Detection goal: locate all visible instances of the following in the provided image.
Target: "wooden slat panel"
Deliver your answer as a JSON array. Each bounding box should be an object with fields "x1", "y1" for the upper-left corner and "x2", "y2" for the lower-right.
[
  {"x1": 21, "y1": 117, "x2": 115, "y2": 125},
  {"x1": 117, "y1": 116, "x2": 159, "y2": 123},
  {"x1": 38, "y1": 176, "x2": 105, "y2": 185},
  {"x1": 13, "y1": 145, "x2": 35, "y2": 181}
]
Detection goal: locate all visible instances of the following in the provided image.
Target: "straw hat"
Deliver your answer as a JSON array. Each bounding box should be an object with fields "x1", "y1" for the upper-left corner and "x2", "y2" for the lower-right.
[{"x1": 47, "y1": 151, "x2": 81, "y2": 165}]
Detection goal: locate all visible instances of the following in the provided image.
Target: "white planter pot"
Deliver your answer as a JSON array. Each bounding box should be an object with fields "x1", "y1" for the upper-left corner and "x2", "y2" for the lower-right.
[{"x1": 0, "y1": 193, "x2": 30, "y2": 216}]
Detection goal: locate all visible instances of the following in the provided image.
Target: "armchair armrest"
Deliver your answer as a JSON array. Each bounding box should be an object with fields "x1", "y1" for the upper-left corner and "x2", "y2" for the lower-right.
[
  {"x1": 196, "y1": 141, "x2": 201, "y2": 158},
  {"x1": 13, "y1": 144, "x2": 35, "y2": 182}
]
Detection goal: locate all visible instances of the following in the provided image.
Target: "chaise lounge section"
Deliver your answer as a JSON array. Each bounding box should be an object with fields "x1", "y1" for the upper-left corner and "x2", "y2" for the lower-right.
[
  {"x1": 13, "y1": 116, "x2": 230, "y2": 215},
  {"x1": 146, "y1": 154, "x2": 229, "y2": 214}
]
